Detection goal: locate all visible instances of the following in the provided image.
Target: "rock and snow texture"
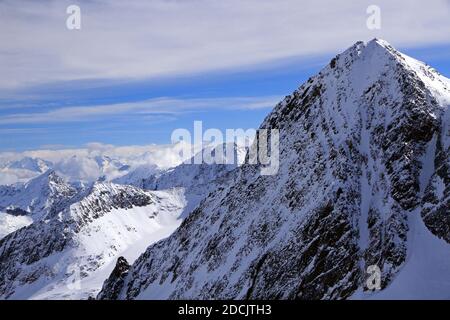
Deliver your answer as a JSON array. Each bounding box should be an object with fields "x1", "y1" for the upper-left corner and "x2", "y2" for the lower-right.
[
  {"x1": 98, "y1": 256, "x2": 131, "y2": 300},
  {"x1": 0, "y1": 170, "x2": 79, "y2": 221},
  {"x1": 363, "y1": 208, "x2": 450, "y2": 299},
  {"x1": 118, "y1": 143, "x2": 247, "y2": 218},
  {"x1": 0, "y1": 142, "x2": 245, "y2": 299},
  {"x1": 0, "y1": 182, "x2": 186, "y2": 299},
  {"x1": 119, "y1": 143, "x2": 246, "y2": 191},
  {"x1": 97, "y1": 39, "x2": 450, "y2": 300},
  {"x1": 0, "y1": 39, "x2": 448, "y2": 300}
]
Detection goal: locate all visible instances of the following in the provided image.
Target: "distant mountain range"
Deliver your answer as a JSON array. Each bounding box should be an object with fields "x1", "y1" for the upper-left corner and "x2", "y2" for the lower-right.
[{"x1": 0, "y1": 142, "x2": 199, "y2": 185}]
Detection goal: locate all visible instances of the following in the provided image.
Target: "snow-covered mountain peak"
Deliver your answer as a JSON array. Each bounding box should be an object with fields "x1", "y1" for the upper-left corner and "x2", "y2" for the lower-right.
[
  {"x1": 328, "y1": 38, "x2": 396, "y2": 66},
  {"x1": 365, "y1": 38, "x2": 398, "y2": 53},
  {"x1": 325, "y1": 39, "x2": 450, "y2": 105},
  {"x1": 25, "y1": 169, "x2": 63, "y2": 187},
  {"x1": 25, "y1": 169, "x2": 76, "y2": 199},
  {"x1": 6, "y1": 157, "x2": 52, "y2": 173},
  {"x1": 97, "y1": 40, "x2": 450, "y2": 300},
  {"x1": 0, "y1": 170, "x2": 78, "y2": 220}
]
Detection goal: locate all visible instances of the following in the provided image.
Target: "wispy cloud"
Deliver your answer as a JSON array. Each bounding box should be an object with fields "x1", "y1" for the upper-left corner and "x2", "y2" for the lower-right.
[
  {"x1": 0, "y1": 96, "x2": 281, "y2": 124},
  {"x1": 1, "y1": 0, "x2": 449, "y2": 89}
]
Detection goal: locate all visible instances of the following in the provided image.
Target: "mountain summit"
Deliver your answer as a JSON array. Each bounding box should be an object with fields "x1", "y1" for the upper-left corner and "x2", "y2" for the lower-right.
[{"x1": 98, "y1": 39, "x2": 450, "y2": 300}]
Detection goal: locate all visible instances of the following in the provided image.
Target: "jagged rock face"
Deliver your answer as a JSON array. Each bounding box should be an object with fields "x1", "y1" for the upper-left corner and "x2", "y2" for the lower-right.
[
  {"x1": 98, "y1": 40, "x2": 449, "y2": 300},
  {"x1": 97, "y1": 257, "x2": 130, "y2": 300},
  {"x1": 0, "y1": 220, "x2": 73, "y2": 298},
  {"x1": 65, "y1": 183, "x2": 155, "y2": 231},
  {"x1": 0, "y1": 182, "x2": 185, "y2": 299},
  {"x1": 421, "y1": 129, "x2": 450, "y2": 242}
]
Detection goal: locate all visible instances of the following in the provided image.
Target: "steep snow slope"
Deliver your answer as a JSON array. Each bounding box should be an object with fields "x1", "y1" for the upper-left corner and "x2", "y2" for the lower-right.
[
  {"x1": 0, "y1": 183, "x2": 186, "y2": 299},
  {"x1": 98, "y1": 39, "x2": 449, "y2": 300},
  {"x1": 366, "y1": 70, "x2": 449, "y2": 298},
  {"x1": 366, "y1": 208, "x2": 450, "y2": 299}
]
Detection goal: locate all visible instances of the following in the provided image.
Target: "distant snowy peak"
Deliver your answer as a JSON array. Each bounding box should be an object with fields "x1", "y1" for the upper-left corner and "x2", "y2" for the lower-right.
[
  {"x1": 0, "y1": 157, "x2": 53, "y2": 185},
  {"x1": 25, "y1": 169, "x2": 67, "y2": 188},
  {"x1": 182, "y1": 142, "x2": 248, "y2": 166},
  {"x1": 0, "y1": 154, "x2": 131, "y2": 186},
  {"x1": 53, "y1": 154, "x2": 131, "y2": 183},
  {"x1": 117, "y1": 143, "x2": 245, "y2": 192},
  {"x1": 113, "y1": 164, "x2": 160, "y2": 189},
  {"x1": 92, "y1": 155, "x2": 130, "y2": 172},
  {"x1": 0, "y1": 170, "x2": 78, "y2": 219},
  {"x1": 6, "y1": 157, "x2": 52, "y2": 173},
  {"x1": 0, "y1": 142, "x2": 221, "y2": 186}
]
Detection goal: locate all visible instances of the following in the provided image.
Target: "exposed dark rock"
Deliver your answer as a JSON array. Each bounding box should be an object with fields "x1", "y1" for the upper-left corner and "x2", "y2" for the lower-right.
[{"x1": 96, "y1": 257, "x2": 130, "y2": 300}]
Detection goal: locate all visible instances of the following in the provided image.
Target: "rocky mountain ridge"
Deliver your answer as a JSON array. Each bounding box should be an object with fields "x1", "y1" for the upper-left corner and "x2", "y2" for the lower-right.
[{"x1": 97, "y1": 39, "x2": 450, "y2": 300}]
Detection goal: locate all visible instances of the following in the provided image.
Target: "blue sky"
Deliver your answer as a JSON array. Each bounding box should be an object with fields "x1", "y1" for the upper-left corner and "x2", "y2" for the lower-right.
[
  {"x1": 1, "y1": 0, "x2": 450, "y2": 152},
  {"x1": 0, "y1": 54, "x2": 328, "y2": 151}
]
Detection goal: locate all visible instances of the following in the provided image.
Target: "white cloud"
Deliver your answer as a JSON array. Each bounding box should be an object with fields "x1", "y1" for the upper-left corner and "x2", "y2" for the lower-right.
[
  {"x1": 0, "y1": 96, "x2": 281, "y2": 124},
  {"x1": 1, "y1": 142, "x2": 193, "y2": 166},
  {"x1": 0, "y1": 141, "x2": 201, "y2": 184},
  {"x1": 1, "y1": 0, "x2": 449, "y2": 89}
]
